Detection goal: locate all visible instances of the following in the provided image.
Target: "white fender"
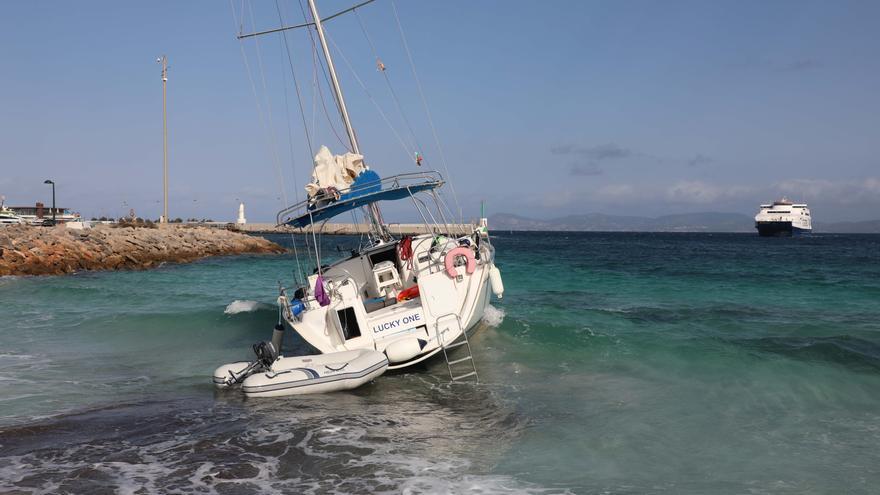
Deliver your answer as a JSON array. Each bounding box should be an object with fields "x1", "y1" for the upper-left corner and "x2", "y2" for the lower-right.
[
  {"x1": 489, "y1": 265, "x2": 504, "y2": 299},
  {"x1": 384, "y1": 337, "x2": 425, "y2": 363}
]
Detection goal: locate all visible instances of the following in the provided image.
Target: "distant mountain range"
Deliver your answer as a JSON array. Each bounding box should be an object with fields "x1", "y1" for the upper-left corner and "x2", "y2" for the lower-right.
[
  {"x1": 489, "y1": 213, "x2": 880, "y2": 234},
  {"x1": 813, "y1": 219, "x2": 880, "y2": 234}
]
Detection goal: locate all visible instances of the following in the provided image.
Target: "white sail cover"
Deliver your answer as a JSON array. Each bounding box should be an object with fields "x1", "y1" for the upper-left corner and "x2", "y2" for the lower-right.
[{"x1": 305, "y1": 145, "x2": 366, "y2": 197}]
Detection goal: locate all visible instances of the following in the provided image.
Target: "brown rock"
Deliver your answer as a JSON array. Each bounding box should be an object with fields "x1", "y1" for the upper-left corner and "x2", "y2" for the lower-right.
[{"x1": 0, "y1": 225, "x2": 285, "y2": 276}]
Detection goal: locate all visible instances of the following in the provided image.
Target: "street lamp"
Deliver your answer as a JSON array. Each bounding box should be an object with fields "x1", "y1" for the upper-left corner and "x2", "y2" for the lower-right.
[
  {"x1": 157, "y1": 55, "x2": 169, "y2": 224},
  {"x1": 43, "y1": 179, "x2": 55, "y2": 225}
]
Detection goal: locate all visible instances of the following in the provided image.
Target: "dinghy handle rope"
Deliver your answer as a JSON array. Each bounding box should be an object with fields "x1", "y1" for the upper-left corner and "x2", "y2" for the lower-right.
[
  {"x1": 266, "y1": 367, "x2": 320, "y2": 380},
  {"x1": 265, "y1": 369, "x2": 290, "y2": 379},
  {"x1": 324, "y1": 362, "x2": 350, "y2": 372}
]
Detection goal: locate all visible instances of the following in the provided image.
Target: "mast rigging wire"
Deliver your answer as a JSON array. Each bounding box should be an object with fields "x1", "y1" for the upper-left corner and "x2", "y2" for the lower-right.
[
  {"x1": 298, "y1": 0, "x2": 354, "y2": 153},
  {"x1": 278, "y1": 30, "x2": 307, "y2": 284},
  {"x1": 279, "y1": 39, "x2": 300, "y2": 201},
  {"x1": 228, "y1": 0, "x2": 288, "y2": 208},
  {"x1": 324, "y1": 32, "x2": 415, "y2": 165},
  {"x1": 277, "y1": 0, "x2": 356, "y2": 276},
  {"x1": 275, "y1": 0, "x2": 315, "y2": 160},
  {"x1": 298, "y1": 0, "x2": 382, "y2": 238},
  {"x1": 231, "y1": 0, "x2": 312, "y2": 282},
  {"x1": 247, "y1": 1, "x2": 289, "y2": 207},
  {"x1": 390, "y1": 0, "x2": 463, "y2": 223},
  {"x1": 354, "y1": 9, "x2": 424, "y2": 164},
  {"x1": 310, "y1": 49, "x2": 319, "y2": 152}
]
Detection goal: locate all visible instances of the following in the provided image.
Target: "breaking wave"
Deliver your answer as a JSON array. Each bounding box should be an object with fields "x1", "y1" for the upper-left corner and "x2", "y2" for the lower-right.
[
  {"x1": 482, "y1": 305, "x2": 506, "y2": 327},
  {"x1": 224, "y1": 300, "x2": 265, "y2": 315}
]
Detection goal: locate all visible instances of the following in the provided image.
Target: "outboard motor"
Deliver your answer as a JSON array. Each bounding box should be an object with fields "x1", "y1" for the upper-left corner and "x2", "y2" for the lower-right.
[
  {"x1": 253, "y1": 340, "x2": 279, "y2": 368},
  {"x1": 213, "y1": 339, "x2": 280, "y2": 388}
]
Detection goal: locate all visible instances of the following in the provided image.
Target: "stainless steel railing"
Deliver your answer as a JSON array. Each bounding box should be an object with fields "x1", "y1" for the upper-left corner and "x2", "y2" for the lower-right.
[{"x1": 275, "y1": 170, "x2": 445, "y2": 226}]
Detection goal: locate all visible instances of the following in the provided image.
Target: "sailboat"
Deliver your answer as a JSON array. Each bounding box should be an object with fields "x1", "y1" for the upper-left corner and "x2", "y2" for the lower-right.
[{"x1": 214, "y1": 0, "x2": 503, "y2": 396}]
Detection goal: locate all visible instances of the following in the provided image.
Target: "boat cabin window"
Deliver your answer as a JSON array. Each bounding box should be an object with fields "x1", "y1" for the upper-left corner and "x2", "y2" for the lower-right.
[{"x1": 337, "y1": 307, "x2": 361, "y2": 340}]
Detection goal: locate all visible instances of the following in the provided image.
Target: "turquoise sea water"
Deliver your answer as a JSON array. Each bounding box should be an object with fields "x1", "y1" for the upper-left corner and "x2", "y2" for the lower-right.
[{"x1": 1, "y1": 232, "x2": 879, "y2": 493}]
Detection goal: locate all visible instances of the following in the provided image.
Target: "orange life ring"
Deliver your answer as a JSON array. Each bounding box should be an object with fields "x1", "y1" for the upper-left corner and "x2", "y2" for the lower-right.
[
  {"x1": 397, "y1": 285, "x2": 420, "y2": 302},
  {"x1": 444, "y1": 246, "x2": 476, "y2": 278}
]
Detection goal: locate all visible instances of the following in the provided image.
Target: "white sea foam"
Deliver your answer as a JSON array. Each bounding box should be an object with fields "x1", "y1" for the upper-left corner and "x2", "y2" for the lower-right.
[
  {"x1": 0, "y1": 404, "x2": 552, "y2": 495},
  {"x1": 0, "y1": 275, "x2": 22, "y2": 286},
  {"x1": 0, "y1": 352, "x2": 36, "y2": 361},
  {"x1": 482, "y1": 304, "x2": 506, "y2": 327},
  {"x1": 224, "y1": 300, "x2": 264, "y2": 314}
]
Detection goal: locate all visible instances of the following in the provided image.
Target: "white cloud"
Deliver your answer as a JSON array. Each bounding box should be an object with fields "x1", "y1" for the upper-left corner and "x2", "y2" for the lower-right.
[
  {"x1": 551, "y1": 143, "x2": 633, "y2": 160},
  {"x1": 585, "y1": 178, "x2": 880, "y2": 209},
  {"x1": 507, "y1": 176, "x2": 880, "y2": 220},
  {"x1": 665, "y1": 181, "x2": 754, "y2": 204},
  {"x1": 538, "y1": 189, "x2": 578, "y2": 209},
  {"x1": 777, "y1": 177, "x2": 880, "y2": 205},
  {"x1": 594, "y1": 184, "x2": 638, "y2": 202}
]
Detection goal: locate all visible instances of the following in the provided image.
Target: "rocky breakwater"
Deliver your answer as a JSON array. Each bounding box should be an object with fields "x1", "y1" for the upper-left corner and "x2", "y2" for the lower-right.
[{"x1": 0, "y1": 225, "x2": 286, "y2": 276}]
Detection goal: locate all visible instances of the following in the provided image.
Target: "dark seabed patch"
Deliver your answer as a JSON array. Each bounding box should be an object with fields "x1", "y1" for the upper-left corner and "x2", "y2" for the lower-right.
[{"x1": 0, "y1": 375, "x2": 534, "y2": 494}]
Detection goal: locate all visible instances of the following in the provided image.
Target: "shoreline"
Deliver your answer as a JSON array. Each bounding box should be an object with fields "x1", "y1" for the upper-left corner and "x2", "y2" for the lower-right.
[{"x1": 0, "y1": 224, "x2": 285, "y2": 277}]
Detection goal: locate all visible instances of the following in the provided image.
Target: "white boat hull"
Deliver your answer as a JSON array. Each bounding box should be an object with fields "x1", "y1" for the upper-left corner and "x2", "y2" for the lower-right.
[{"x1": 281, "y1": 233, "x2": 497, "y2": 371}]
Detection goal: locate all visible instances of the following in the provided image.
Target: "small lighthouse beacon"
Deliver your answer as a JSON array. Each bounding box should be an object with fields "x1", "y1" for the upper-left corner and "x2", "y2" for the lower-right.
[{"x1": 236, "y1": 202, "x2": 247, "y2": 225}]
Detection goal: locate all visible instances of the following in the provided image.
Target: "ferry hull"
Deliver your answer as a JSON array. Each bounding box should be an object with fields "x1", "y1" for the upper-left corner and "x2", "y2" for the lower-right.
[{"x1": 756, "y1": 221, "x2": 811, "y2": 237}]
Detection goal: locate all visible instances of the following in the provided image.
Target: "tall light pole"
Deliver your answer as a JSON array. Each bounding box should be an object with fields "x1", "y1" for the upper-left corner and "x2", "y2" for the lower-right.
[
  {"x1": 43, "y1": 179, "x2": 55, "y2": 225},
  {"x1": 157, "y1": 55, "x2": 169, "y2": 224}
]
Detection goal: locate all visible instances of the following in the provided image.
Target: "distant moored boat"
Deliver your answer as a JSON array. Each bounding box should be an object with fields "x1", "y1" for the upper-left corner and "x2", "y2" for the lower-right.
[{"x1": 0, "y1": 199, "x2": 24, "y2": 226}]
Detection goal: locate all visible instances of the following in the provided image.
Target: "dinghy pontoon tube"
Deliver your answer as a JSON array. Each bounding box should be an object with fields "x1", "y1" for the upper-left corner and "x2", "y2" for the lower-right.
[
  {"x1": 213, "y1": 342, "x2": 389, "y2": 397},
  {"x1": 241, "y1": 349, "x2": 388, "y2": 397}
]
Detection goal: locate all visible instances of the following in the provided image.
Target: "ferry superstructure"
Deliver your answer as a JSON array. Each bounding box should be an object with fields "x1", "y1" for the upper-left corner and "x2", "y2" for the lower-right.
[{"x1": 755, "y1": 198, "x2": 812, "y2": 237}]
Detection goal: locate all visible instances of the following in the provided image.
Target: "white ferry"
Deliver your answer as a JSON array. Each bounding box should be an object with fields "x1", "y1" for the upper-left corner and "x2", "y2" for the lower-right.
[{"x1": 754, "y1": 198, "x2": 812, "y2": 237}]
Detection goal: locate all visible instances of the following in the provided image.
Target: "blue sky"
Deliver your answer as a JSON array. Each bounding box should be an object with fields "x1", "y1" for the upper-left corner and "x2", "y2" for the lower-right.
[{"x1": 2, "y1": 0, "x2": 878, "y2": 222}]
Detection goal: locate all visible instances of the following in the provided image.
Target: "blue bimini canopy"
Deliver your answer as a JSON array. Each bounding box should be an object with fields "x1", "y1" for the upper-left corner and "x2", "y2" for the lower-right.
[{"x1": 277, "y1": 171, "x2": 444, "y2": 228}]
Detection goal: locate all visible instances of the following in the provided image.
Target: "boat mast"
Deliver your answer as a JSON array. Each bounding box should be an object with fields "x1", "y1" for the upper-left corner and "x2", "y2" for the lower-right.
[
  {"x1": 306, "y1": 0, "x2": 386, "y2": 239},
  {"x1": 307, "y1": 0, "x2": 357, "y2": 155}
]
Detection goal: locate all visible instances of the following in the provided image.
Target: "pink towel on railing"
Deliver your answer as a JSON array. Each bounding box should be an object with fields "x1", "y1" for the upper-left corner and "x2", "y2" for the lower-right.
[{"x1": 314, "y1": 275, "x2": 330, "y2": 307}]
